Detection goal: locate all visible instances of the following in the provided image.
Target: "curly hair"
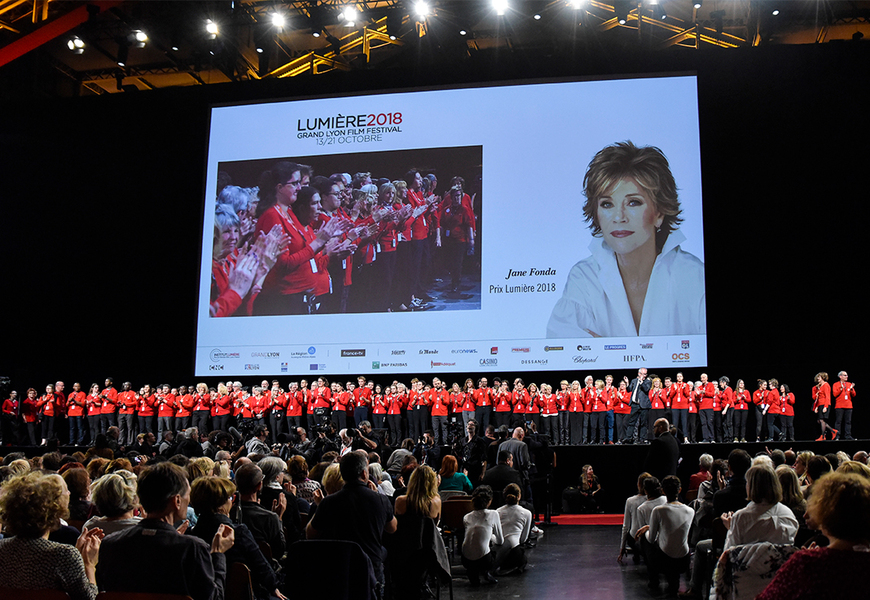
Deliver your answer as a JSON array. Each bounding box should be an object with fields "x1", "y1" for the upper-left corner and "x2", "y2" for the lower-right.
[
  {"x1": 807, "y1": 472, "x2": 870, "y2": 542},
  {"x1": 0, "y1": 472, "x2": 69, "y2": 538}
]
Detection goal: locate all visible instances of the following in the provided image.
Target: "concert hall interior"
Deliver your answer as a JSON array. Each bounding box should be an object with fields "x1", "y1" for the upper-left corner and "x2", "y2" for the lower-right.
[{"x1": 0, "y1": 1, "x2": 867, "y2": 599}]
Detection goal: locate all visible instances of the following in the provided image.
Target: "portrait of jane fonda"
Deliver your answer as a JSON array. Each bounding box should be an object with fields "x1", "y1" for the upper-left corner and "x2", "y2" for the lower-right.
[{"x1": 547, "y1": 141, "x2": 705, "y2": 338}]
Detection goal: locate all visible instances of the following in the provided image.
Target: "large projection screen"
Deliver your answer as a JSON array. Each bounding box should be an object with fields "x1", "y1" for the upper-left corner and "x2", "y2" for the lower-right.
[{"x1": 198, "y1": 75, "x2": 706, "y2": 376}]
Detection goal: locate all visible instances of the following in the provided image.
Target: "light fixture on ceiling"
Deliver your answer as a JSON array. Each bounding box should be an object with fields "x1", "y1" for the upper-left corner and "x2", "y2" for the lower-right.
[
  {"x1": 67, "y1": 36, "x2": 85, "y2": 54},
  {"x1": 206, "y1": 19, "x2": 219, "y2": 39},
  {"x1": 493, "y1": 0, "x2": 508, "y2": 17},
  {"x1": 131, "y1": 30, "x2": 147, "y2": 48}
]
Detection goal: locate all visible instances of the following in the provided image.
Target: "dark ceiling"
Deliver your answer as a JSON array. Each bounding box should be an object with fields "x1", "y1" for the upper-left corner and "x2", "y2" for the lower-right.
[{"x1": 1, "y1": 0, "x2": 868, "y2": 98}]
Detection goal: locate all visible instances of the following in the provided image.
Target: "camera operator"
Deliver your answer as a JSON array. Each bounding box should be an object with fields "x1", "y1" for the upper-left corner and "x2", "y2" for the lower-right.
[
  {"x1": 351, "y1": 421, "x2": 380, "y2": 454},
  {"x1": 413, "y1": 430, "x2": 441, "y2": 470},
  {"x1": 293, "y1": 427, "x2": 313, "y2": 454},
  {"x1": 244, "y1": 425, "x2": 271, "y2": 456},
  {"x1": 308, "y1": 422, "x2": 340, "y2": 463}
]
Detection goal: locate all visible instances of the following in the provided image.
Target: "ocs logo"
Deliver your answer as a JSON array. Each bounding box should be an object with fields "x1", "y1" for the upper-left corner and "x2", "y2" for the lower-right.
[{"x1": 672, "y1": 353, "x2": 690, "y2": 360}]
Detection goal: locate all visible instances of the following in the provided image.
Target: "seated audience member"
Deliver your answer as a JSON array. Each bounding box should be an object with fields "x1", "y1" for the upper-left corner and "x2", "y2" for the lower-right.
[
  {"x1": 637, "y1": 475, "x2": 693, "y2": 595},
  {"x1": 96, "y1": 462, "x2": 235, "y2": 600},
  {"x1": 369, "y1": 462, "x2": 395, "y2": 496},
  {"x1": 288, "y1": 454, "x2": 322, "y2": 502},
  {"x1": 837, "y1": 460, "x2": 870, "y2": 479},
  {"x1": 63, "y1": 467, "x2": 93, "y2": 522},
  {"x1": 83, "y1": 470, "x2": 141, "y2": 535},
  {"x1": 757, "y1": 472, "x2": 870, "y2": 600},
  {"x1": 0, "y1": 472, "x2": 102, "y2": 600},
  {"x1": 438, "y1": 454, "x2": 473, "y2": 493},
  {"x1": 495, "y1": 483, "x2": 533, "y2": 574},
  {"x1": 322, "y1": 462, "x2": 345, "y2": 495},
  {"x1": 306, "y1": 452, "x2": 397, "y2": 584},
  {"x1": 235, "y1": 462, "x2": 286, "y2": 557},
  {"x1": 852, "y1": 450, "x2": 868, "y2": 465},
  {"x1": 482, "y1": 450, "x2": 523, "y2": 505},
  {"x1": 188, "y1": 476, "x2": 282, "y2": 600},
  {"x1": 395, "y1": 464, "x2": 442, "y2": 520},
  {"x1": 722, "y1": 465, "x2": 798, "y2": 551},
  {"x1": 803, "y1": 455, "x2": 832, "y2": 500},
  {"x1": 775, "y1": 465, "x2": 807, "y2": 526},
  {"x1": 689, "y1": 454, "x2": 713, "y2": 492},
  {"x1": 712, "y1": 449, "x2": 752, "y2": 518},
  {"x1": 461, "y1": 485, "x2": 504, "y2": 587},
  {"x1": 618, "y1": 472, "x2": 652, "y2": 564}
]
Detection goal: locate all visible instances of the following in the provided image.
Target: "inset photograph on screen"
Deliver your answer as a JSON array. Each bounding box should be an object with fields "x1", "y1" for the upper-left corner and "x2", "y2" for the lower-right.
[{"x1": 209, "y1": 145, "x2": 482, "y2": 318}]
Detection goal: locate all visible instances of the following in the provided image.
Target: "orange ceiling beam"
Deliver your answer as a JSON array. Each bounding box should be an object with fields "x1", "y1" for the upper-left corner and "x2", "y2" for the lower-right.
[{"x1": 0, "y1": 0, "x2": 123, "y2": 69}]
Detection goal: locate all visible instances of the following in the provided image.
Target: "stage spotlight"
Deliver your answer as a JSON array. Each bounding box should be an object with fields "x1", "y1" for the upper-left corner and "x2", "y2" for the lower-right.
[
  {"x1": 132, "y1": 30, "x2": 147, "y2": 48},
  {"x1": 271, "y1": 13, "x2": 285, "y2": 29},
  {"x1": 693, "y1": 0, "x2": 702, "y2": 8},
  {"x1": 341, "y1": 5, "x2": 358, "y2": 26},
  {"x1": 67, "y1": 35, "x2": 85, "y2": 54},
  {"x1": 415, "y1": 1, "x2": 430, "y2": 19},
  {"x1": 206, "y1": 19, "x2": 219, "y2": 38},
  {"x1": 570, "y1": 0, "x2": 584, "y2": 8},
  {"x1": 771, "y1": 9, "x2": 780, "y2": 16},
  {"x1": 493, "y1": 0, "x2": 508, "y2": 17},
  {"x1": 459, "y1": 29, "x2": 467, "y2": 35},
  {"x1": 534, "y1": 13, "x2": 541, "y2": 20},
  {"x1": 614, "y1": 1, "x2": 630, "y2": 25},
  {"x1": 312, "y1": 29, "x2": 321, "y2": 38}
]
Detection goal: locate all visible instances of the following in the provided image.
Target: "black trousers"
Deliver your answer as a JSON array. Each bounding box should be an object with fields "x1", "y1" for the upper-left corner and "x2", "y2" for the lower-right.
[
  {"x1": 700, "y1": 409, "x2": 714, "y2": 442},
  {"x1": 687, "y1": 412, "x2": 698, "y2": 443},
  {"x1": 835, "y1": 408, "x2": 852, "y2": 438},
  {"x1": 733, "y1": 410, "x2": 748, "y2": 440},
  {"x1": 570, "y1": 412, "x2": 585, "y2": 445},
  {"x1": 672, "y1": 409, "x2": 688, "y2": 441}
]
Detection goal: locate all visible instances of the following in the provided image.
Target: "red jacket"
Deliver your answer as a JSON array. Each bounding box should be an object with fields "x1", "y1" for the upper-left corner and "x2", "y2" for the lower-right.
[
  {"x1": 257, "y1": 204, "x2": 330, "y2": 296},
  {"x1": 780, "y1": 392, "x2": 795, "y2": 416},
  {"x1": 157, "y1": 393, "x2": 177, "y2": 418},
  {"x1": 137, "y1": 394, "x2": 156, "y2": 417},
  {"x1": 812, "y1": 381, "x2": 832, "y2": 409},
  {"x1": 472, "y1": 387, "x2": 492, "y2": 408},
  {"x1": 650, "y1": 388, "x2": 667, "y2": 410},
  {"x1": 66, "y1": 391, "x2": 86, "y2": 417},
  {"x1": 513, "y1": 390, "x2": 530, "y2": 414},
  {"x1": 494, "y1": 390, "x2": 512, "y2": 412},
  {"x1": 733, "y1": 390, "x2": 750, "y2": 410},
  {"x1": 430, "y1": 390, "x2": 450, "y2": 417},
  {"x1": 100, "y1": 387, "x2": 118, "y2": 414},
  {"x1": 117, "y1": 391, "x2": 137, "y2": 415},
  {"x1": 539, "y1": 393, "x2": 558, "y2": 416},
  {"x1": 698, "y1": 383, "x2": 715, "y2": 410},
  {"x1": 833, "y1": 381, "x2": 855, "y2": 409},
  {"x1": 668, "y1": 382, "x2": 691, "y2": 410},
  {"x1": 613, "y1": 390, "x2": 631, "y2": 415}
]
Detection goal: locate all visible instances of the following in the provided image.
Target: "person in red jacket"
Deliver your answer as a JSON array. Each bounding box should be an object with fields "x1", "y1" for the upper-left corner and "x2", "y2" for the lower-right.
[
  {"x1": 556, "y1": 380, "x2": 571, "y2": 446},
  {"x1": 353, "y1": 377, "x2": 371, "y2": 427},
  {"x1": 697, "y1": 374, "x2": 715, "y2": 443},
  {"x1": 253, "y1": 162, "x2": 351, "y2": 316},
  {"x1": 686, "y1": 381, "x2": 698, "y2": 443},
  {"x1": 371, "y1": 384, "x2": 387, "y2": 430},
  {"x1": 430, "y1": 379, "x2": 451, "y2": 445},
  {"x1": 512, "y1": 379, "x2": 531, "y2": 431},
  {"x1": 333, "y1": 383, "x2": 353, "y2": 432},
  {"x1": 85, "y1": 383, "x2": 102, "y2": 445},
  {"x1": 2, "y1": 390, "x2": 21, "y2": 446},
  {"x1": 649, "y1": 377, "x2": 668, "y2": 438},
  {"x1": 311, "y1": 377, "x2": 332, "y2": 428},
  {"x1": 100, "y1": 377, "x2": 118, "y2": 436},
  {"x1": 137, "y1": 384, "x2": 157, "y2": 438},
  {"x1": 732, "y1": 379, "x2": 750, "y2": 443},
  {"x1": 472, "y1": 378, "x2": 492, "y2": 431},
  {"x1": 833, "y1": 371, "x2": 856, "y2": 440},
  {"x1": 66, "y1": 382, "x2": 86, "y2": 446},
  {"x1": 763, "y1": 378, "x2": 782, "y2": 442},
  {"x1": 213, "y1": 383, "x2": 234, "y2": 434},
  {"x1": 192, "y1": 382, "x2": 212, "y2": 435},
  {"x1": 668, "y1": 372, "x2": 691, "y2": 443},
  {"x1": 751, "y1": 379, "x2": 768, "y2": 442},
  {"x1": 612, "y1": 380, "x2": 631, "y2": 444},
  {"x1": 812, "y1": 372, "x2": 837, "y2": 441},
  {"x1": 386, "y1": 384, "x2": 406, "y2": 445},
  {"x1": 176, "y1": 385, "x2": 194, "y2": 432},
  {"x1": 718, "y1": 376, "x2": 734, "y2": 443},
  {"x1": 778, "y1": 383, "x2": 796, "y2": 442},
  {"x1": 156, "y1": 384, "x2": 177, "y2": 443},
  {"x1": 590, "y1": 379, "x2": 609, "y2": 444},
  {"x1": 582, "y1": 376, "x2": 596, "y2": 445},
  {"x1": 538, "y1": 383, "x2": 559, "y2": 440},
  {"x1": 36, "y1": 383, "x2": 57, "y2": 445},
  {"x1": 436, "y1": 184, "x2": 476, "y2": 293},
  {"x1": 115, "y1": 382, "x2": 137, "y2": 446},
  {"x1": 493, "y1": 380, "x2": 513, "y2": 430},
  {"x1": 285, "y1": 381, "x2": 304, "y2": 433},
  {"x1": 21, "y1": 388, "x2": 39, "y2": 445}
]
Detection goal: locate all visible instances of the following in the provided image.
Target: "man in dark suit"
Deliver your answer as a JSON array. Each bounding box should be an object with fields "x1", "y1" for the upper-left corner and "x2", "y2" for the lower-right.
[
  {"x1": 643, "y1": 418, "x2": 679, "y2": 481},
  {"x1": 482, "y1": 450, "x2": 525, "y2": 509},
  {"x1": 624, "y1": 368, "x2": 652, "y2": 443}
]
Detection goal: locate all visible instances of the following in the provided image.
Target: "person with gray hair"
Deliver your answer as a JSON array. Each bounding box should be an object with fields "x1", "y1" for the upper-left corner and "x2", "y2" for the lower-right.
[
  {"x1": 258, "y1": 456, "x2": 304, "y2": 544},
  {"x1": 689, "y1": 453, "x2": 714, "y2": 496},
  {"x1": 83, "y1": 471, "x2": 141, "y2": 535}
]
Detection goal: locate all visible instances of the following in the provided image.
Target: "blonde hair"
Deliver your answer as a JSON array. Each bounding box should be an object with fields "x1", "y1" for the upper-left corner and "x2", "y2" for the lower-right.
[
  {"x1": 807, "y1": 472, "x2": 870, "y2": 542},
  {"x1": 322, "y1": 463, "x2": 345, "y2": 495},
  {"x1": 406, "y1": 465, "x2": 438, "y2": 516},
  {"x1": 91, "y1": 471, "x2": 138, "y2": 517},
  {"x1": 746, "y1": 465, "x2": 782, "y2": 504},
  {"x1": 0, "y1": 473, "x2": 68, "y2": 538},
  {"x1": 189, "y1": 476, "x2": 236, "y2": 515}
]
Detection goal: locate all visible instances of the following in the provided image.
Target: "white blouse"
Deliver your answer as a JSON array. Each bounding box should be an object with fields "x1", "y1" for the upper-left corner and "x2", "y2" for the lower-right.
[
  {"x1": 547, "y1": 231, "x2": 706, "y2": 338},
  {"x1": 462, "y1": 509, "x2": 504, "y2": 561}
]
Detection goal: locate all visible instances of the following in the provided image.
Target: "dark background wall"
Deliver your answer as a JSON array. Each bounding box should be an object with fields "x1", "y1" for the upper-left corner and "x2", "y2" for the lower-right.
[{"x1": 2, "y1": 42, "x2": 865, "y2": 441}]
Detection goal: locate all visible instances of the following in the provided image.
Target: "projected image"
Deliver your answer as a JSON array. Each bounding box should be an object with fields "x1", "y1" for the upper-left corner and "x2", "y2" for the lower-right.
[
  {"x1": 546, "y1": 141, "x2": 705, "y2": 338},
  {"x1": 210, "y1": 145, "x2": 482, "y2": 317}
]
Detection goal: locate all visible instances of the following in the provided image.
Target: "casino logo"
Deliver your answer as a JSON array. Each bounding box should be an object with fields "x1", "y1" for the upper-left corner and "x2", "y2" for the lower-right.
[
  {"x1": 544, "y1": 346, "x2": 564, "y2": 352},
  {"x1": 341, "y1": 349, "x2": 366, "y2": 357},
  {"x1": 210, "y1": 348, "x2": 240, "y2": 363},
  {"x1": 479, "y1": 358, "x2": 498, "y2": 367},
  {"x1": 604, "y1": 345, "x2": 626, "y2": 350}
]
